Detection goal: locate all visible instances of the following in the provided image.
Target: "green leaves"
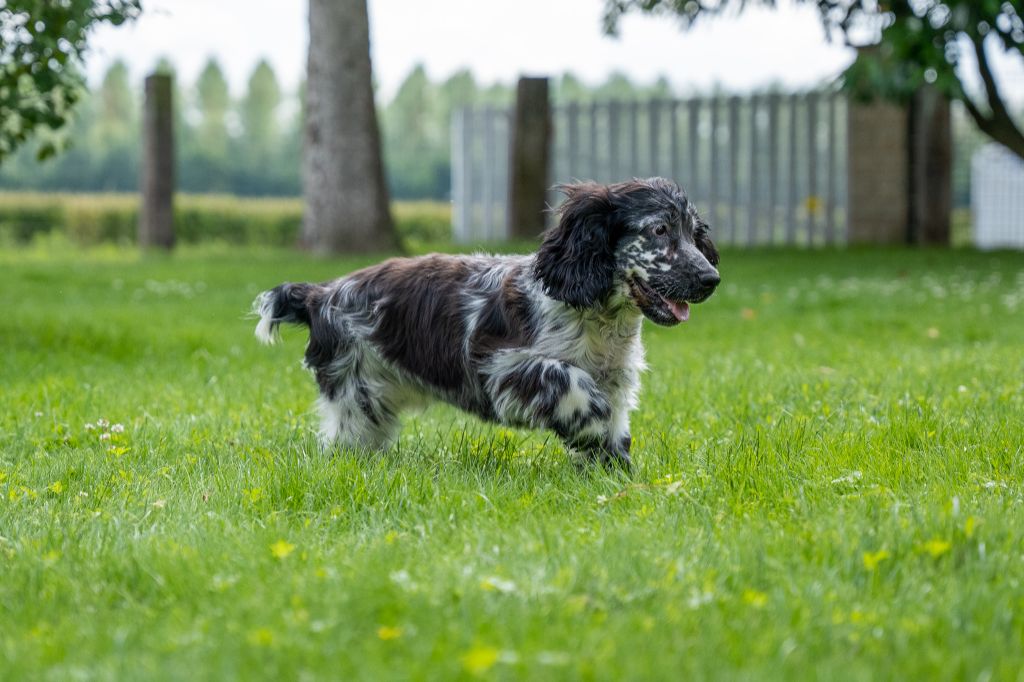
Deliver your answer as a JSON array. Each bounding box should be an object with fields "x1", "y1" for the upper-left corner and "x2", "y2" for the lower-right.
[
  {"x1": 0, "y1": 0, "x2": 141, "y2": 163},
  {"x1": 603, "y1": 0, "x2": 1024, "y2": 158}
]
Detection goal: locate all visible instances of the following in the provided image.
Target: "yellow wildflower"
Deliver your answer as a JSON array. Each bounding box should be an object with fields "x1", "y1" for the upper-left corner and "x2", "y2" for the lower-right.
[
  {"x1": 377, "y1": 626, "x2": 403, "y2": 640},
  {"x1": 269, "y1": 539, "x2": 296, "y2": 559},
  {"x1": 461, "y1": 645, "x2": 500, "y2": 675},
  {"x1": 920, "y1": 538, "x2": 951, "y2": 558},
  {"x1": 247, "y1": 627, "x2": 274, "y2": 647},
  {"x1": 742, "y1": 589, "x2": 768, "y2": 608},
  {"x1": 862, "y1": 549, "x2": 890, "y2": 571}
]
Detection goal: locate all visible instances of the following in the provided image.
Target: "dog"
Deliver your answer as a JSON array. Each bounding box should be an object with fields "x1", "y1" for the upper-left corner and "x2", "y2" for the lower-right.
[{"x1": 253, "y1": 177, "x2": 720, "y2": 469}]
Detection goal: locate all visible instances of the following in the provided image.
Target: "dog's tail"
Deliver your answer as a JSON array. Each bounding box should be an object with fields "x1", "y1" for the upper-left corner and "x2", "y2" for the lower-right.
[{"x1": 253, "y1": 282, "x2": 322, "y2": 344}]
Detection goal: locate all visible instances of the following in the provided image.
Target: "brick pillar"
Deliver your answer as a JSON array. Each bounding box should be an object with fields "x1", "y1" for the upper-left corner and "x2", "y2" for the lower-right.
[{"x1": 847, "y1": 99, "x2": 909, "y2": 245}]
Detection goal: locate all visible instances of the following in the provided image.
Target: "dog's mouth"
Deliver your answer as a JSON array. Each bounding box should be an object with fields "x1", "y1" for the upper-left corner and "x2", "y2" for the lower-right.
[{"x1": 627, "y1": 277, "x2": 692, "y2": 327}]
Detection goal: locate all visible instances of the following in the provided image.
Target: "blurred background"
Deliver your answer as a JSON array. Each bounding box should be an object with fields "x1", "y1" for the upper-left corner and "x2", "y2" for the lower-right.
[{"x1": 1, "y1": 0, "x2": 1022, "y2": 251}]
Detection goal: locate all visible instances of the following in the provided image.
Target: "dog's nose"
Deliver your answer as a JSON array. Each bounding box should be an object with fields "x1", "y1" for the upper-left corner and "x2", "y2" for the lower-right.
[{"x1": 699, "y1": 271, "x2": 721, "y2": 289}]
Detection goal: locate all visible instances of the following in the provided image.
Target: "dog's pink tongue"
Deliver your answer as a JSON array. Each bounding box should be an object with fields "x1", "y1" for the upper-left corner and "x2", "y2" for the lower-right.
[{"x1": 668, "y1": 300, "x2": 690, "y2": 322}]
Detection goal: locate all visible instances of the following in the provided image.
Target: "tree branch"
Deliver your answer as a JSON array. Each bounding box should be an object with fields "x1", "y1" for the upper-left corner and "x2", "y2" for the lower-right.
[
  {"x1": 973, "y1": 36, "x2": 1013, "y2": 126},
  {"x1": 968, "y1": 35, "x2": 1024, "y2": 160}
]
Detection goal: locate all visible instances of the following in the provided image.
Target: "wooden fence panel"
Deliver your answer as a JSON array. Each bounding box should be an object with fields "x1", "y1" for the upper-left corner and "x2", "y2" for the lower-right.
[{"x1": 452, "y1": 90, "x2": 847, "y2": 245}]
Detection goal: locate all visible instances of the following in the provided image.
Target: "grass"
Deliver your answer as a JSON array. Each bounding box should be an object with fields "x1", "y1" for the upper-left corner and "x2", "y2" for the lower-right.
[{"x1": 1, "y1": 243, "x2": 1023, "y2": 680}]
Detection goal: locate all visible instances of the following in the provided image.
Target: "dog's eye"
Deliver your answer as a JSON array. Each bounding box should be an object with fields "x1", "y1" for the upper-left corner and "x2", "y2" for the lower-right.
[{"x1": 654, "y1": 224, "x2": 668, "y2": 237}]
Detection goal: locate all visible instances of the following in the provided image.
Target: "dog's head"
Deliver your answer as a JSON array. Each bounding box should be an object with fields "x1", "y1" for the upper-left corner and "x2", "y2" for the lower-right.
[{"x1": 535, "y1": 177, "x2": 720, "y2": 326}]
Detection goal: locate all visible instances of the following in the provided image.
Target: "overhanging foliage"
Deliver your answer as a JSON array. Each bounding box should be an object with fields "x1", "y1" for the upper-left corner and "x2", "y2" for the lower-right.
[{"x1": 0, "y1": 0, "x2": 141, "y2": 162}]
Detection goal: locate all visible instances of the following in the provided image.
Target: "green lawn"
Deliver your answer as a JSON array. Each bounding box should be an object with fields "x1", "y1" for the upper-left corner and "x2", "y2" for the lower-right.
[{"x1": 1, "y1": 244, "x2": 1023, "y2": 680}]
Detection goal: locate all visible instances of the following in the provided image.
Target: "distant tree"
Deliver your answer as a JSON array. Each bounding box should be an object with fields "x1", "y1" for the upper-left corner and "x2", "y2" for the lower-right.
[
  {"x1": 435, "y1": 69, "x2": 478, "y2": 141},
  {"x1": 303, "y1": 0, "x2": 397, "y2": 252},
  {"x1": 277, "y1": 78, "x2": 305, "y2": 192},
  {"x1": 554, "y1": 72, "x2": 592, "y2": 104},
  {"x1": 93, "y1": 59, "x2": 138, "y2": 190},
  {"x1": 231, "y1": 60, "x2": 290, "y2": 195},
  {"x1": 195, "y1": 58, "x2": 231, "y2": 158},
  {"x1": 95, "y1": 60, "x2": 135, "y2": 147},
  {"x1": 479, "y1": 82, "x2": 514, "y2": 107},
  {"x1": 185, "y1": 58, "x2": 234, "y2": 192},
  {"x1": 438, "y1": 69, "x2": 478, "y2": 112},
  {"x1": 240, "y1": 59, "x2": 282, "y2": 156},
  {"x1": 427, "y1": 70, "x2": 481, "y2": 199},
  {"x1": 645, "y1": 75, "x2": 674, "y2": 100},
  {"x1": 383, "y1": 64, "x2": 445, "y2": 198},
  {"x1": 0, "y1": 0, "x2": 141, "y2": 162},
  {"x1": 603, "y1": 0, "x2": 1024, "y2": 160},
  {"x1": 596, "y1": 71, "x2": 640, "y2": 100}
]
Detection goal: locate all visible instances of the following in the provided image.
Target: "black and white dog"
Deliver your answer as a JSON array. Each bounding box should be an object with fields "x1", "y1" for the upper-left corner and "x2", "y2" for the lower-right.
[{"x1": 254, "y1": 177, "x2": 720, "y2": 469}]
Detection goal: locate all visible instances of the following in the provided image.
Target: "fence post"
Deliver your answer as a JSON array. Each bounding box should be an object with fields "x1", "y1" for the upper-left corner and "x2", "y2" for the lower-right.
[
  {"x1": 709, "y1": 97, "x2": 720, "y2": 236},
  {"x1": 909, "y1": 86, "x2": 952, "y2": 245},
  {"x1": 728, "y1": 96, "x2": 740, "y2": 243},
  {"x1": 451, "y1": 109, "x2": 468, "y2": 241},
  {"x1": 786, "y1": 94, "x2": 799, "y2": 244},
  {"x1": 608, "y1": 101, "x2": 622, "y2": 181},
  {"x1": 589, "y1": 102, "x2": 601, "y2": 181},
  {"x1": 648, "y1": 99, "x2": 661, "y2": 176},
  {"x1": 748, "y1": 95, "x2": 760, "y2": 245},
  {"x1": 767, "y1": 93, "x2": 780, "y2": 242},
  {"x1": 507, "y1": 77, "x2": 550, "y2": 240},
  {"x1": 687, "y1": 99, "x2": 700, "y2": 203},
  {"x1": 825, "y1": 92, "x2": 838, "y2": 245},
  {"x1": 139, "y1": 73, "x2": 175, "y2": 249},
  {"x1": 566, "y1": 102, "x2": 580, "y2": 179},
  {"x1": 806, "y1": 92, "x2": 819, "y2": 245}
]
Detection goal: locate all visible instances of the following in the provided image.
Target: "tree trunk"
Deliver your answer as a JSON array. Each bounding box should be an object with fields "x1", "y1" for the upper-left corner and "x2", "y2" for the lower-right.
[{"x1": 302, "y1": 0, "x2": 397, "y2": 253}]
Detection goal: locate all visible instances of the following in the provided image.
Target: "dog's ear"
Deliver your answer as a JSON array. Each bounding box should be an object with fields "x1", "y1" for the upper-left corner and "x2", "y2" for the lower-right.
[
  {"x1": 534, "y1": 183, "x2": 617, "y2": 308},
  {"x1": 695, "y1": 228, "x2": 719, "y2": 267}
]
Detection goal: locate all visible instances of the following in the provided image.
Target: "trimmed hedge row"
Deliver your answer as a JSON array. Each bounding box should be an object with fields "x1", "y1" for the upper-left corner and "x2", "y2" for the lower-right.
[{"x1": 0, "y1": 193, "x2": 452, "y2": 246}]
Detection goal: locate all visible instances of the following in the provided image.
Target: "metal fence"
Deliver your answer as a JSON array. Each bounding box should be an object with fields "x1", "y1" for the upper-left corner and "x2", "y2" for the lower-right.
[{"x1": 452, "y1": 90, "x2": 848, "y2": 245}]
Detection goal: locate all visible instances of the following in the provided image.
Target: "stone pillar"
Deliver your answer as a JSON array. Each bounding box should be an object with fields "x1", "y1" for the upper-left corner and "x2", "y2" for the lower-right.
[{"x1": 847, "y1": 99, "x2": 909, "y2": 245}]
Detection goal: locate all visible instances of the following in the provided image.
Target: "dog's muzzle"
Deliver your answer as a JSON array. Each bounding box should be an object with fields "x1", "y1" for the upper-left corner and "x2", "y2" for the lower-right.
[{"x1": 627, "y1": 271, "x2": 719, "y2": 326}]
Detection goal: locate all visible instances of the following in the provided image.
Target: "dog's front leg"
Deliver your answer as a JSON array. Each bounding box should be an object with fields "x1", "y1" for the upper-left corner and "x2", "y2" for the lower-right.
[{"x1": 484, "y1": 352, "x2": 630, "y2": 470}]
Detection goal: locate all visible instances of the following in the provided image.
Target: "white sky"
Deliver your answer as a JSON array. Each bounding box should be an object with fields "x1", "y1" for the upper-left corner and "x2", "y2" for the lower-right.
[
  {"x1": 85, "y1": 0, "x2": 1022, "y2": 103},
  {"x1": 85, "y1": 0, "x2": 855, "y2": 99}
]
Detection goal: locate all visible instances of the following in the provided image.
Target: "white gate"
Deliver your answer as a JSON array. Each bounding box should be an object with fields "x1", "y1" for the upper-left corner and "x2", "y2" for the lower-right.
[{"x1": 972, "y1": 143, "x2": 1024, "y2": 249}]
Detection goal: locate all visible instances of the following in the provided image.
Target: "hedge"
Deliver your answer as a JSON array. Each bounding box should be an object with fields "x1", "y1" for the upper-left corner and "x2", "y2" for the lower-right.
[{"x1": 0, "y1": 193, "x2": 452, "y2": 247}]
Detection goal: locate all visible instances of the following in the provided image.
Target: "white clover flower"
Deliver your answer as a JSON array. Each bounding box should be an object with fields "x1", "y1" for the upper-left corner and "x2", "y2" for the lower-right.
[
  {"x1": 97, "y1": 418, "x2": 109, "y2": 428},
  {"x1": 480, "y1": 576, "x2": 517, "y2": 594},
  {"x1": 84, "y1": 423, "x2": 96, "y2": 431},
  {"x1": 99, "y1": 433, "x2": 111, "y2": 441},
  {"x1": 111, "y1": 424, "x2": 125, "y2": 433},
  {"x1": 831, "y1": 470, "x2": 863, "y2": 485}
]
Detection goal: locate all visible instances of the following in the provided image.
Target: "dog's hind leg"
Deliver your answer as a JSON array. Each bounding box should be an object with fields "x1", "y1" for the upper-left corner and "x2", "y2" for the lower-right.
[
  {"x1": 316, "y1": 377, "x2": 401, "y2": 453},
  {"x1": 483, "y1": 351, "x2": 629, "y2": 469}
]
